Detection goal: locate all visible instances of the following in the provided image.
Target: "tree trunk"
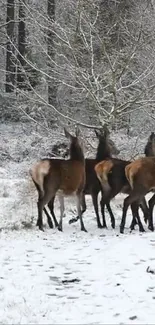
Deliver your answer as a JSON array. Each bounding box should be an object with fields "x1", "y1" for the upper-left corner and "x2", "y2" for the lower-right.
[
  {"x1": 17, "y1": 0, "x2": 26, "y2": 88},
  {"x1": 47, "y1": 0, "x2": 57, "y2": 106},
  {"x1": 5, "y1": 0, "x2": 15, "y2": 93}
]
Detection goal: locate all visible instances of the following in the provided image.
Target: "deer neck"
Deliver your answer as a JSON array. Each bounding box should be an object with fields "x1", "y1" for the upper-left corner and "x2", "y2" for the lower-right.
[
  {"x1": 96, "y1": 141, "x2": 111, "y2": 162},
  {"x1": 69, "y1": 144, "x2": 84, "y2": 162}
]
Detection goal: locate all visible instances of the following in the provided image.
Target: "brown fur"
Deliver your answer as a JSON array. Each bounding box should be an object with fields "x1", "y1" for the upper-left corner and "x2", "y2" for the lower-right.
[
  {"x1": 125, "y1": 157, "x2": 155, "y2": 192},
  {"x1": 31, "y1": 159, "x2": 85, "y2": 196},
  {"x1": 95, "y1": 160, "x2": 114, "y2": 183},
  {"x1": 123, "y1": 156, "x2": 155, "y2": 233},
  {"x1": 94, "y1": 157, "x2": 150, "y2": 233},
  {"x1": 94, "y1": 132, "x2": 155, "y2": 233},
  {"x1": 45, "y1": 159, "x2": 85, "y2": 196},
  {"x1": 68, "y1": 126, "x2": 119, "y2": 229},
  {"x1": 30, "y1": 127, "x2": 86, "y2": 232},
  {"x1": 44, "y1": 125, "x2": 119, "y2": 230},
  {"x1": 30, "y1": 160, "x2": 51, "y2": 196}
]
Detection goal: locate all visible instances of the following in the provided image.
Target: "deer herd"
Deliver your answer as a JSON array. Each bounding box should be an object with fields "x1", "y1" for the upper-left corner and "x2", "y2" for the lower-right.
[{"x1": 30, "y1": 125, "x2": 155, "y2": 234}]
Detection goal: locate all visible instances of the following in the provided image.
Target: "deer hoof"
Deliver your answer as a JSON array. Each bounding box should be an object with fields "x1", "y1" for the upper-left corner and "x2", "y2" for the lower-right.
[
  {"x1": 69, "y1": 217, "x2": 78, "y2": 224},
  {"x1": 39, "y1": 225, "x2": 44, "y2": 232},
  {"x1": 58, "y1": 226, "x2": 63, "y2": 232},
  {"x1": 139, "y1": 227, "x2": 145, "y2": 232},
  {"x1": 111, "y1": 223, "x2": 115, "y2": 229},
  {"x1": 148, "y1": 225, "x2": 154, "y2": 232},
  {"x1": 55, "y1": 222, "x2": 59, "y2": 228},
  {"x1": 81, "y1": 227, "x2": 87, "y2": 232},
  {"x1": 98, "y1": 224, "x2": 104, "y2": 229}
]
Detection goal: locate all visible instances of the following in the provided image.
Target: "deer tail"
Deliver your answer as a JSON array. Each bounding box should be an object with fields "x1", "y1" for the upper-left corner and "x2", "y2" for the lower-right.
[
  {"x1": 95, "y1": 160, "x2": 113, "y2": 184},
  {"x1": 29, "y1": 160, "x2": 50, "y2": 197}
]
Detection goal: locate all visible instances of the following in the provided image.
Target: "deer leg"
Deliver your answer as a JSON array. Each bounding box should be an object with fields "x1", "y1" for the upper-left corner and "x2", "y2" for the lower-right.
[
  {"x1": 120, "y1": 196, "x2": 131, "y2": 234},
  {"x1": 37, "y1": 191, "x2": 56, "y2": 231},
  {"x1": 43, "y1": 206, "x2": 54, "y2": 229},
  {"x1": 68, "y1": 216, "x2": 79, "y2": 224},
  {"x1": 120, "y1": 189, "x2": 147, "y2": 234},
  {"x1": 139, "y1": 197, "x2": 149, "y2": 224},
  {"x1": 58, "y1": 195, "x2": 65, "y2": 232},
  {"x1": 130, "y1": 197, "x2": 149, "y2": 229},
  {"x1": 69, "y1": 194, "x2": 86, "y2": 225},
  {"x1": 130, "y1": 217, "x2": 137, "y2": 231},
  {"x1": 77, "y1": 193, "x2": 87, "y2": 232},
  {"x1": 37, "y1": 198, "x2": 45, "y2": 231},
  {"x1": 106, "y1": 202, "x2": 115, "y2": 229},
  {"x1": 92, "y1": 192, "x2": 103, "y2": 228},
  {"x1": 81, "y1": 194, "x2": 87, "y2": 214},
  {"x1": 120, "y1": 192, "x2": 139, "y2": 234},
  {"x1": 130, "y1": 212, "x2": 139, "y2": 231},
  {"x1": 100, "y1": 190, "x2": 115, "y2": 229},
  {"x1": 101, "y1": 201, "x2": 115, "y2": 229},
  {"x1": 100, "y1": 197, "x2": 107, "y2": 228},
  {"x1": 130, "y1": 202, "x2": 145, "y2": 232},
  {"x1": 148, "y1": 194, "x2": 155, "y2": 231},
  {"x1": 36, "y1": 189, "x2": 44, "y2": 227},
  {"x1": 48, "y1": 197, "x2": 59, "y2": 228},
  {"x1": 36, "y1": 202, "x2": 40, "y2": 227}
]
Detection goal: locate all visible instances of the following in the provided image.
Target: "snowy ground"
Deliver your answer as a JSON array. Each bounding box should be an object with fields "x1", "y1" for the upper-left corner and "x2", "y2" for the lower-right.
[
  {"x1": 1, "y1": 122, "x2": 155, "y2": 324},
  {"x1": 1, "y1": 172, "x2": 155, "y2": 324},
  {"x1": 1, "y1": 224, "x2": 155, "y2": 325}
]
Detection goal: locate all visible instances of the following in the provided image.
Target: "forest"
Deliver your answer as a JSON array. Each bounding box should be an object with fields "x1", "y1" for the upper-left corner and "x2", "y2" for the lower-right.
[
  {"x1": 1, "y1": 0, "x2": 155, "y2": 131},
  {"x1": 0, "y1": 2, "x2": 155, "y2": 324}
]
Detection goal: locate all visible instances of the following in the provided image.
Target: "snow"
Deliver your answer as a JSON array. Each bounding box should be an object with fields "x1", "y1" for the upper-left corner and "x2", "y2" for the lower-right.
[
  {"x1": 0, "y1": 172, "x2": 155, "y2": 324},
  {"x1": 1, "y1": 224, "x2": 155, "y2": 324},
  {"x1": 1, "y1": 122, "x2": 155, "y2": 324}
]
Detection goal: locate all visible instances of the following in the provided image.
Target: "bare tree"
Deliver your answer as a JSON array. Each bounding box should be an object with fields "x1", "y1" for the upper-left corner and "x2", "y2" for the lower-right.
[
  {"x1": 47, "y1": 0, "x2": 57, "y2": 106},
  {"x1": 5, "y1": 0, "x2": 15, "y2": 92},
  {"x1": 1, "y1": 0, "x2": 155, "y2": 131},
  {"x1": 17, "y1": 0, "x2": 26, "y2": 88}
]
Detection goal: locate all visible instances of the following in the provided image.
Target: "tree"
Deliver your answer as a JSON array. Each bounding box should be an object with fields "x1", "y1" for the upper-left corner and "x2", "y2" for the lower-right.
[
  {"x1": 17, "y1": 0, "x2": 26, "y2": 88},
  {"x1": 5, "y1": 0, "x2": 15, "y2": 92},
  {"x1": 2, "y1": 0, "x2": 155, "y2": 130},
  {"x1": 47, "y1": 0, "x2": 57, "y2": 106}
]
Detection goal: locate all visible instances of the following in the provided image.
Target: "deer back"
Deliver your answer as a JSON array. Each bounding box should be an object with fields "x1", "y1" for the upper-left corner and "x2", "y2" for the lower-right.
[{"x1": 125, "y1": 157, "x2": 155, "y2": 191}]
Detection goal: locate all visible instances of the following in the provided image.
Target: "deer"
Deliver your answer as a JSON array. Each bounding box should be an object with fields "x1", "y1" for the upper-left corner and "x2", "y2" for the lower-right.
[
  {"x1": 94, "y1": 132, "x2": 155, "y2": 233},
  {"x1": 122, "y1": 156, "x2": 155, "y2": 234},
  {"x1": 42, "y1": 125, "x2": 120, "y2": 229},
  {"x1": 30, "y1": 127, "x2": 86, "y2": 232},
  {"x1": 68, "y1": 126, "x2": 120, "y2": 228}
]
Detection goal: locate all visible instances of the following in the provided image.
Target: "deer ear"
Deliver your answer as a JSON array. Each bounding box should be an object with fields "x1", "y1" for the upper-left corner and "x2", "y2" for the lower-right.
[
  {"x1": 64, "y1": 128, "x2": 72, "y2": 139},
  {"x1": 75, "y1": 126, "x2": 80, "y2": 137}
]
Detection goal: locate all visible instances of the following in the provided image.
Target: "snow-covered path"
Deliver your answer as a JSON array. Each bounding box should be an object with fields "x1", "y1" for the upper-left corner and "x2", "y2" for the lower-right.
[{"x1": 0, "y1": 226, "x2": 155, "y2": 324}]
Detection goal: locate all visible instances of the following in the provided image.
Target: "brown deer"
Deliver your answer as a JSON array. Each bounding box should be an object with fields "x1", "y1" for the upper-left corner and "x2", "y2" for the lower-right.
[
  {"x1": 30, "y1": 127, "x2": 86, "y2": 232},
  {"x1": 42, "y1": 125, "x2": 119, "y2": 229},
  {"x1": 68, "y1": 126, "x2": 120, "y2": 228},
  {"x1": 122, "y1": 157, "x2": 155, "y2": 234},
  {"x1": 94, "y1": 158, "x2": 147, "y2": 233},
  {"x1": 94, "y1": 132, "x2": 155, "y2": 233}
]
